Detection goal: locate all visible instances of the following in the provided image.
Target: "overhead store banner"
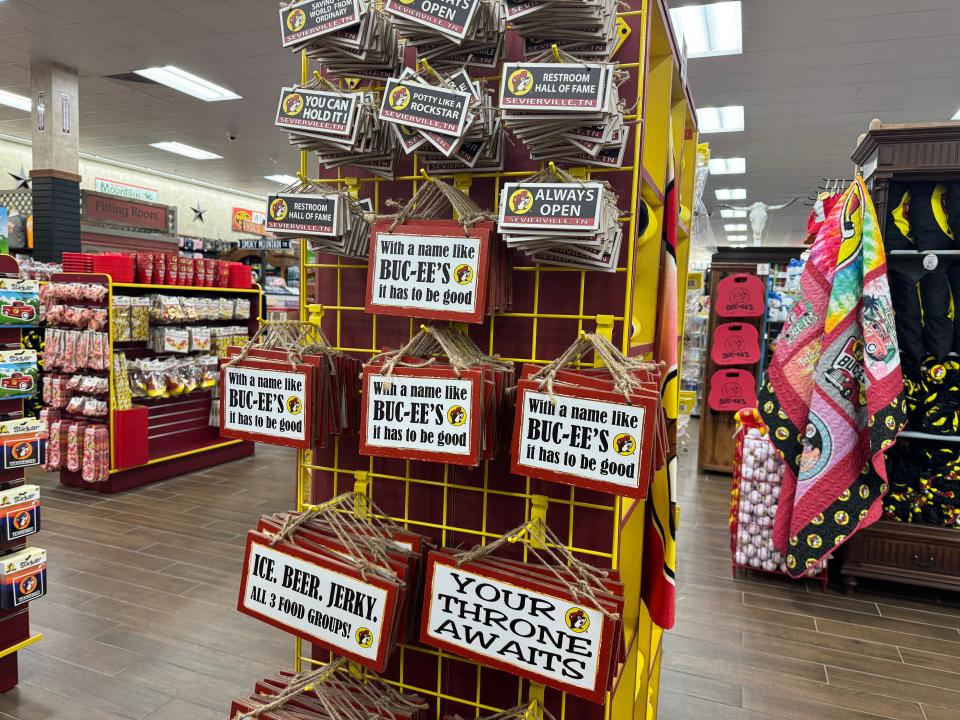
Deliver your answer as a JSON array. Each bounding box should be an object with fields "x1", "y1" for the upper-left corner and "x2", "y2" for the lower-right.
[
  {"x1": 232, "y1": 208, "x2": 267, "y2": 234},
  {"x1": 94, "y1": 178, "x2": 159, "y2": 203},
  {"x1": 220, "y1": 360, "x2": 313, "y2": 449},
  {"x1": 81, "y1": 191, "x2": 170, "y2": 233}
]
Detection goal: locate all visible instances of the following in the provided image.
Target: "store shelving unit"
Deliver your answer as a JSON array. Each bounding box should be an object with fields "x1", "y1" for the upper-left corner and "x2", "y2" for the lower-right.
[
  {"x1": 49, "y1": 272, "x2": 261, "y2": 493},
  {"x1": 284, "y1": 1, "x2": 697, "y2": 718},
  {"x1": 0, "y1": 255, "x2": 42, "y2": 692},
  {"x1": 840, "y1": 121, "x2": 960, "y2": 594}
]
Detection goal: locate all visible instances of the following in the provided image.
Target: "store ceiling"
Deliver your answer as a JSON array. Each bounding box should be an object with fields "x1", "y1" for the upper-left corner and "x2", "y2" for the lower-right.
[
  {"x1": 0, "y1": 0, "x2": 959, "y2": 240},
  {"x1": 677, "y1": 0, "x2": 960, "y2": 246}
]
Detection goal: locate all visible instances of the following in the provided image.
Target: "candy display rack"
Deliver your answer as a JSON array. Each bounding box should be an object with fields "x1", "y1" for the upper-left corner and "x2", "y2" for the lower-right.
[
  {"x1": 48, "y1": 272, "x2": 262, "y2": 493},
  {"x1": 0, "y1": 255, "x2": 43, "y2": 692},
  {"x1": 285, "y1": 1, "x2": 698, "y2": 718}
]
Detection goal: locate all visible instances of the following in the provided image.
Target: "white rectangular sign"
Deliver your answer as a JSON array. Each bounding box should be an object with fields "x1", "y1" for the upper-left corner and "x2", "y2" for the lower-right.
[
  {"x1": 516, "y1": 390, "x2": 647, "y2": 490},
  {"x1": 241, "y1": 540, "x2": 387, "y2": 662},
  {"x1": 369, "y1": 232, "x2": 481, "y2": 315},
  {"x1": 94, "y1": 178, "x2": 159, "y2": 203},
  {"x1": 222, "y1": 365, "x2": 308, "y2": 444},
  {"x1": 424, "y1": 562, "x2": 605, "y2": 691},
  {"x1": 363, "y1": 373, "x2": 474, "y2": 457}
]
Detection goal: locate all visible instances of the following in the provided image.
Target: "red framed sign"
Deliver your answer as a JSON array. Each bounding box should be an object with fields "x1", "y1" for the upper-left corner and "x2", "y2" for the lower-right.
[
  {"x1": 365, "y1": 221, "x2": 492, "y2": 324},
  {"x1": 220, "y1": 358, "x2": 314, "y2": 450},
  {"x1": 238, "y1": 531, "x2": 401, "y2": 672},
  {"x1": 510, "y1": 377, "x2": 658, "y2": 500},
  {"x1": 360, "y1": 364, "x2": 484, "y2": 466},
  {"x1": 420, "y1": 550, "x2": 617, "y2": 704}
]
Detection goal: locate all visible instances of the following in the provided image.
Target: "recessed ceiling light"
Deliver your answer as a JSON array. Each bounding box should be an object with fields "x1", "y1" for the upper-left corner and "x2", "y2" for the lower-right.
[
  {"x1": 727, "y1": 235, "x2": 748, "y2": 242},
  {"x1": 264, "y1": 174, "x2": 299, "y2": 184},
  {"x1": 715, "y1": 188, "x2": 746, "y2": 201},
  {"x1": 720, "y1": 209, "x2": 746, "y2": 218},
  {"x1": 724, "y1": 223, "x2": 747, "y2": 231},
  {"x1": 150, "y1": 141, "x2": 222, "y2": 160},
  {"x1": 135, "y1": 66, "x2": 241, "y2": 102},
  {"x1": 669, "y1": 1, "x2": 742, "y2": 59},
  {"x1": 709, "y1": 157, "x2": 746, "y2": 175},
  {"x1": 697, "y1": 105, "x2": 744, "y2": 133},
  {"x1": 0, "y1": 89, "x2": 31, "y2": 112}
]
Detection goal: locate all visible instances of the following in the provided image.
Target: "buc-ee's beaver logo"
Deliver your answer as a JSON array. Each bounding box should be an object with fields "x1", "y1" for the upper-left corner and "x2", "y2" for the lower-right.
[
  {"x1": 269, "y1": 198, "x2": 289, "y2": 222},
  {"x1": 388, "y1": 85, "x2": 411, "y2": 111},
  {"x1": 286, "y1": 8, "x2": 307, "y2": 32},
  {"x1": 287, "y1": 396, "x2": 303, "y2": 415},
  {"x1": 454, "y1": 264, "x2": 473, "y2": 285},
  {"x1": 10, "y1": 442, "x2": 32, "y2": 461},
  {"x1": 565, "y1": 607, "x2": 590, "y2": 633},
  {"x1": 447, "y1": 406, "x2": 467, "y2": 426},
  {"x1": 18, "y1": 575, "x2": 37, "y2": 595},
  {"x1": 12, "y1": 511, "x2": 30, "y2": 532},
  {"x1": 507, "y1": 69, "x2": 534, "y2": 96},
  {"x1": 509, "y1": 189, "x2": 534, "y2": 215},
  {"x1": 355, "y1": 627, "x2": 374, "y2": 648},
  {"x1": 613, "y1": 433, "x2": 636, "y2": 456},
  {"x1": 283, "y1": 93, "x2": 304, "y2": 116}
]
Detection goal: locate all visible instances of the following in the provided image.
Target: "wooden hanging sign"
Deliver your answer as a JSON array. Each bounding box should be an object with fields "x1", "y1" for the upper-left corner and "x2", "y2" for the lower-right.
[
  {"x1": 420, "y1": 550, "x2": 617, "y2": 704},
  {"x1": 238, "y1": 530, "x2": 401, "y2": 672},
  {"x1": 279, "y1": 0, "x2": 363, "y2": 48},
  {"x1": 365, "y1": 221, "x2": 492, "y2": 324},
  {"x1": 360, "y1": 364, "x2": 483, "y2": 466},
  {"x1": 220, "y1": 358, "x2": 314, "y2": 450},
  {"x1": 510, "y1": 376, "x2": 658, "y2": 500}
]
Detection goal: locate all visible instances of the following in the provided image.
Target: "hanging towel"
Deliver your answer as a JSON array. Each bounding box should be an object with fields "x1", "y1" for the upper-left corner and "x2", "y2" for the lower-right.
[
  {"x1": 642, "y1": 134, "x2": 678, "y2": 629},
  {"x1": 758, "y1": 177, "x2": 906, "y2": 577}
]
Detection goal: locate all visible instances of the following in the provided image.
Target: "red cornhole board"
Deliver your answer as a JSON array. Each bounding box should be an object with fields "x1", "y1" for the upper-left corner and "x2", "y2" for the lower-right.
[
  {"x1": 716, "y1": 274, "x2": 765, "y2": 318},
  {"x1": 708, "y1": 369, "x2": 757, "y2": 412},
  {"x1": 711, "y1": 323, "x2": 761, "y2": 366}
]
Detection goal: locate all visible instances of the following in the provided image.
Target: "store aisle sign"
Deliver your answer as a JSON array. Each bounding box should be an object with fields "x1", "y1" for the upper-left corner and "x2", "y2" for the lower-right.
[
  {"x1": 81, "y1": 192, "x2": 170, "y2": 233},
  {"x1": 365, "y1": 223, "x2": 491, "y2": 324},
  {"x1": 511, "y1": 380, "x2": 656, "y2": 499},
  {"x1": 220, "y1": 360, "x2": 313, "y2": 449},
  {"x1": 360, "y1": 365, "x2": 482, "y2": 466},
  {"x1": 421, "y1": 552, "x2": 615, "y2": 703},
  {"x1": 238, "y1": 532, "x2": 399, "y2": 671},
  {"x1": 266, "y1": 193, "x2": 343, "y2": 237},
  {"x1": 279, "y1": 0, "x2": 363, "y2": 47},
  {"x1": 94, "y1": 178, "x2": 159, "y2": 203}
]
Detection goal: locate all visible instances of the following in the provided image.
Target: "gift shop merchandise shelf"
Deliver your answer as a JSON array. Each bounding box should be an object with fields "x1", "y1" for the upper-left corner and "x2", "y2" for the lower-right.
[
  {"x1": 697, "y1": 246, "x2": 807, "y2": 474},
  {"x1": 43, "y1": 271, "x2": 261, "y2": 494},
  {"x1": 837, "y1": 121, "x2": 960, "y2": 594},
  {"x1": 278, "y1": 2, "x2": 698, "y2": 719},
  {"x1": 0, "y1": 255, "x2": 45, "y2": 694}
]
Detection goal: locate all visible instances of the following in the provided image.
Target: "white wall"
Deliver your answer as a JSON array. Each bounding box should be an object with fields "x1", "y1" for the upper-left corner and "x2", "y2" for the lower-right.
[{"x1": 0, "y1": 135, "x2": 266, "y2": 240}]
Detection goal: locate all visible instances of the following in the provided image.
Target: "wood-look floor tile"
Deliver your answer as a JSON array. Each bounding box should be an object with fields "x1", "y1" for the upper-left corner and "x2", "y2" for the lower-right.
[
  {"x1": 816, "y1": 618, "x2": 960, "y2": 658},
  {"x1": 663, "y1": 634, "x2": 829, "y2": 683},
  {"x1": 826, "y1": 666, "x2": 960, "y2": 712},
  {"x1": 143, "y1": 698, "x2": 225, "y2": 720},
  {"x1": 659, "y1": 668, "x2": 742, "y2": 706}
]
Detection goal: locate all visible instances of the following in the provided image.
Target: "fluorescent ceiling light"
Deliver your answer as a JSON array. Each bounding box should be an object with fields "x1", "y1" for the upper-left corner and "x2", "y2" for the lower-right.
[
  {"x1": 669, "y1": 2, "x2": 742, "y2": 59},
  {"x1": 952, "y1": 108, "x2": 960, "y2": 120},
  {"x1": 715, "y1": 188, "x2": 746, "y2": 201},
  {"x1": 709, "y1": 157, "x2": 746, "y2": 174},
  {"x1": 727, "y1": 235, "x2": 748, "y2": 242},
  {"x1": 724, "y1": 223, "x2": 747, "y2": 231},
  {"x1": 721, "y1": 208, "x2": 747, "y2": 218},
  {"x1": 150, "y1": 141, "x2": 222, "y2": 160},
  {"x1": 0, "y1": 89, "x2": 31, "y2": 112},
  {"x1": 697, "y1": 105, "x2": 744, "y2": 133},
  {"x1": 134, "y1": 66, "x2": 241, "y2": 102},
  {"x1": 265, "y1": 174, "x2": 299, "y2": 184}
]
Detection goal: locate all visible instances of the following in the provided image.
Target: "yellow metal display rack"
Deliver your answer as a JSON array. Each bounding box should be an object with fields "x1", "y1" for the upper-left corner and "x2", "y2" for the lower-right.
[{"x1": 291, "y1": 1, "x2": 696, "y2": 717}]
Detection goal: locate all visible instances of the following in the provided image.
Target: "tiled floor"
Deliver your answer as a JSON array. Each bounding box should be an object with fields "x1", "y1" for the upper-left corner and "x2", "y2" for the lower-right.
[
  {"x1": 660, "y1": 426, "x2": 960, "y2": 719},
  {"x1": 3, "y1": 435, "x2": 960, "y2": 718}
]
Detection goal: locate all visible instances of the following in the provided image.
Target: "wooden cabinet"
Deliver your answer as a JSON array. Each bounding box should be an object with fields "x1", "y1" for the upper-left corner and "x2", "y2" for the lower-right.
[{"x1": 841, "y1": 520, "x2": 960, "y2": 593}]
